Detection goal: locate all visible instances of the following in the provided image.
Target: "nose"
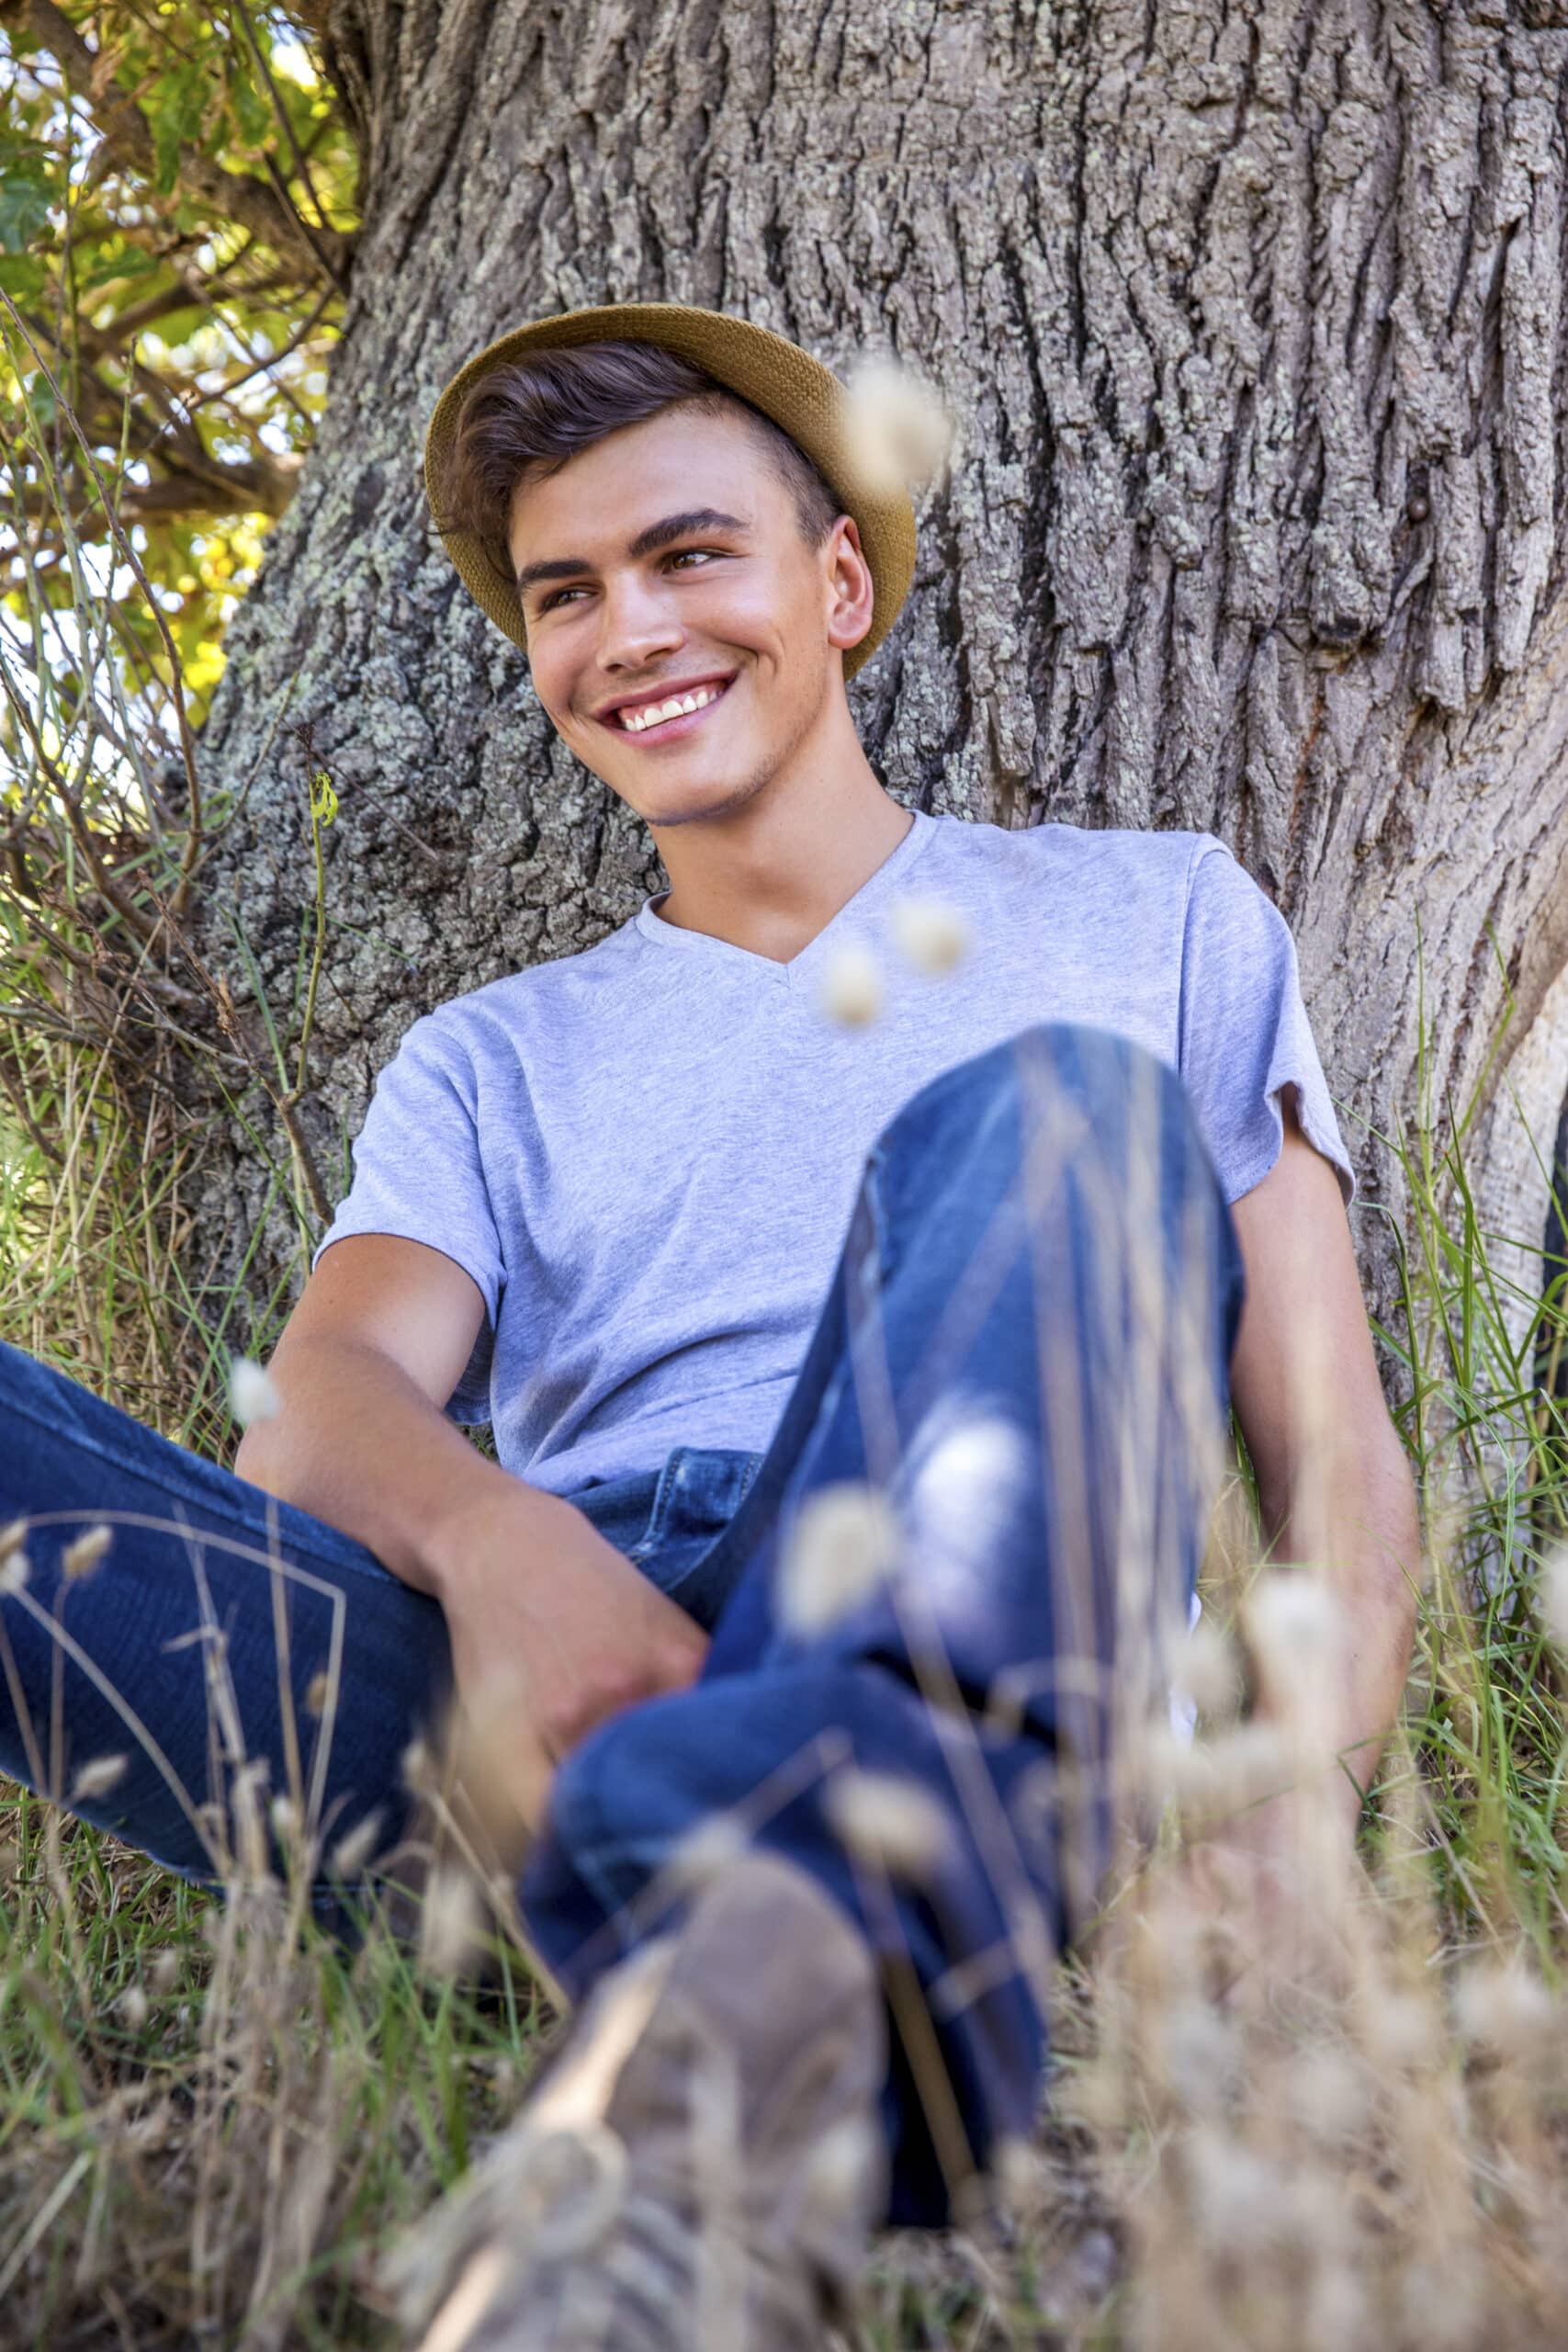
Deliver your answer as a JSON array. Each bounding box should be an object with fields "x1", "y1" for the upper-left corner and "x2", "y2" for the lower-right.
[{"x1": 595, "y1": 568, "x2": 684, "y2": 673}]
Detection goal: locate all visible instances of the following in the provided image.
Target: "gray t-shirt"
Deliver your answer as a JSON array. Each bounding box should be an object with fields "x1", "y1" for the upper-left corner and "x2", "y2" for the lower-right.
[{"x1": 312, "y1": 812, "x2": 1354, "y2": 1498}]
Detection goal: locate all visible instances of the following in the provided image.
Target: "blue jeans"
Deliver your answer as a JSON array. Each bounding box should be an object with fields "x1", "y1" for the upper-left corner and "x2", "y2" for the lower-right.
[{"x1": 0, "y1": 1023, "x2": 1243, "y2": 2227}]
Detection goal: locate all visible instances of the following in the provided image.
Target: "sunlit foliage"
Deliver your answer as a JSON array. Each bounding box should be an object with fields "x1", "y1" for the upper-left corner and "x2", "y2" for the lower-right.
[{"x1": 1, "y1": 0, "x2": 356, "y2": 726}]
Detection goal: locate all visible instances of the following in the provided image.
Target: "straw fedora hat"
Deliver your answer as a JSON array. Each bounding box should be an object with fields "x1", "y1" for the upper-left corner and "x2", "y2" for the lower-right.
[{"x1": 423, "y1": 301, "x2": 919, "y2": 681}]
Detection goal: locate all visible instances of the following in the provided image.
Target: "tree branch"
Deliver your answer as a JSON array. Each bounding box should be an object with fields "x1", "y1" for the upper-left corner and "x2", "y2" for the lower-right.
[
  {"x1": 230, "y1": 0, "x2": 346, "y2": 293},
  {"x1": 6, "y1": 0, "x2": 357, "y2": 287},
  {"x1": 66, "y1": 265, "x2": 307, "y2": 366},
  {"x1": 282, "y1": 0, "x2": 336, "y2": 39},
  {"x1": 1, "y1": 447, "x2": 300, "y2": 537},
  {"x1": 14, "y1": 311, "x2": 307, "y2": 517}
]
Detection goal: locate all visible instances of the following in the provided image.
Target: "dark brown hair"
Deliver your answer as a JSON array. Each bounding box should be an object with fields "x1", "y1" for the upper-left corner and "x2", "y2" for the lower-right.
[{"x1": 442, "y1": 340, "x2": 842, "y2": 593}]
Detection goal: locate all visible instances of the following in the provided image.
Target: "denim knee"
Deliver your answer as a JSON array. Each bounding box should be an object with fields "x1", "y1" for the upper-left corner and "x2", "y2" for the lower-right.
[
  {"x1": 862, "y1": 1021, "x2": 1241, "y2": 1354},
  {"x1": 870, "y1": 1020, "x2": 1213, "y2": 1227},
  {"x1": 894, "y1": 1020, "x2": 1187, "y2": 1140}
]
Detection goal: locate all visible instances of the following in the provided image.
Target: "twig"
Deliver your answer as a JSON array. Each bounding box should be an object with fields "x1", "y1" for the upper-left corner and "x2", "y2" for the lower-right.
[{"x1": 229, "y1": 0, "x2": 350, "y2": 297}]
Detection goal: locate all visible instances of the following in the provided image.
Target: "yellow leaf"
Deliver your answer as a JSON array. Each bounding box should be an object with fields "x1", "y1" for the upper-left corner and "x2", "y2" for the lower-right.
[{"x1": 310, "y1": 769, "x2": 338, "y2": 829}]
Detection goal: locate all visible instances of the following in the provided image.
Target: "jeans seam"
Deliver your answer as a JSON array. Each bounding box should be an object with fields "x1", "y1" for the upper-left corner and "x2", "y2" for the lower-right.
[
  {"x1": 5, "y1": 1382, "x2": 225, "y2": 1498},
  {"x1": 625, "y1": 1447, "x2": 686, "y2": 1562}
]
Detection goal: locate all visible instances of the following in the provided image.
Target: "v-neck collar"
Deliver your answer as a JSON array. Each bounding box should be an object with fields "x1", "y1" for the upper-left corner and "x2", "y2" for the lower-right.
[{"x1": 633, "y1": 807, "x2": 939, "y2": 990}]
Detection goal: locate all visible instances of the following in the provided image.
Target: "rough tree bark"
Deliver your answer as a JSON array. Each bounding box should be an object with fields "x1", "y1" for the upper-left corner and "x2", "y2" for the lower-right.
[{"x1": 188, "y1": 0, "x2": 1568, "y2": 1382}]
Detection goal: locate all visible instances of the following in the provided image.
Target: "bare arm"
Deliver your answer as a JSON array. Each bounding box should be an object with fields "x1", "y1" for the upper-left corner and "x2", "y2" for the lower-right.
[
  {"x1": 234, "y1": 1235, "x2": 708, "y2": 1821},
  {"x1": 1226, "y1": 1103, "x2": 1423, "y2": 1828},
  {"x1": 232, "y1": 1232, "x2": 547, "y2": 1596}
]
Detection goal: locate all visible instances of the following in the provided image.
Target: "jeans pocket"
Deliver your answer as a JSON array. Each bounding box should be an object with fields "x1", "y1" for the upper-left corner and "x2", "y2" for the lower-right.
[
  {"x1": 626, "y1": 1447, "x2": 758, "y2": 1558},
  {"x1": 625, "y1": 1447, "x2": 763, "y2": 1623}
]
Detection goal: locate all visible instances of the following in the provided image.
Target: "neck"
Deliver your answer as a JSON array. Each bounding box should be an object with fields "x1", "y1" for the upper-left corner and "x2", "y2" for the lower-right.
[{"x1": 647, "y1": 702, "x2": 914, "y2": 967}]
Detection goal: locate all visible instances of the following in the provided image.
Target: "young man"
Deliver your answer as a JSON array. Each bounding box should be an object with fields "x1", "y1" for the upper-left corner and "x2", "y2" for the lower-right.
[{"x1": 0, "y1": 305, "x2": 1419, "y2": 2349}]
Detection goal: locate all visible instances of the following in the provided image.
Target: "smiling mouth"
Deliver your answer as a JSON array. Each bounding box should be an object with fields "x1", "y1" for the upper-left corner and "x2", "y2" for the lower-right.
[{"x1": 606, "y1": 677, "x2": 733, "y2": 740}]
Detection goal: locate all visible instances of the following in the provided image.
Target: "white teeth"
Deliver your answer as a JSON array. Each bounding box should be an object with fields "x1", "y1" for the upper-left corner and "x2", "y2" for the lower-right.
[{"x1": 621, "y1": 683, "x2": 724, "y2": 732}]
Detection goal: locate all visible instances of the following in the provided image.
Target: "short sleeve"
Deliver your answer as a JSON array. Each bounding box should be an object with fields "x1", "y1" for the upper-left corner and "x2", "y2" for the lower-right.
[
  {"x1": 311, "y1": 1012, "x2": 501, "y2": 1422},
  {"x1": 1177, "y1": 840, "x2": 1356, "y2": 1208}
]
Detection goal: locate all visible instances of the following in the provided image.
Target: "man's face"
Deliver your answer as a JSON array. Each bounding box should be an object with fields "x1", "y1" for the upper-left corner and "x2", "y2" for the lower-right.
[{"x1": 505, "y1": 403, "x2": 867, "y2": 827}]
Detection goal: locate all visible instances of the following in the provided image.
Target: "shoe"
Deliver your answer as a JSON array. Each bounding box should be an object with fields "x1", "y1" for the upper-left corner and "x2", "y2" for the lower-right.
[{"x1": 391, "y1": 1849, "x2": 888, "y2": 2349}]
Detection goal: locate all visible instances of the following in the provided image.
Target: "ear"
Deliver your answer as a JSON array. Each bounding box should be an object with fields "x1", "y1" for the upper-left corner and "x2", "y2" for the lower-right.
[{"x1": 824, "y1": 515, "x2": 875, "y2": 655}]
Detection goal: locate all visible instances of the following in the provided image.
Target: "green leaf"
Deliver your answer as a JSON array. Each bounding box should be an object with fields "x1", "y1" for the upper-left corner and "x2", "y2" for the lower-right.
[
  {"x1": 229, "y1": 69, "x2": 273, "y2": 151},
  {"x1": 0, "y1": 166, "x2": 52, "y2": 256},
  {"x1": 0, "y1": 253, "x2": 48, "y2": 305},
  {"x1": 76, "y1": 239, "x2": 159, "y2": 299},
  {"x1": 148, "y1": 64, "x2": 211, "y2": 198}
]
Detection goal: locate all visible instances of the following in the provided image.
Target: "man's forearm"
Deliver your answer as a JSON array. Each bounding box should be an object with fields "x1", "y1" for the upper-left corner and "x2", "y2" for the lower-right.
[
  {"x1": 1258, "y1": 1428, "x2": 1423, "y2": 1826},
  {"x1": 231, "y1": 1331, "x2": 581, "y2": 1600}
]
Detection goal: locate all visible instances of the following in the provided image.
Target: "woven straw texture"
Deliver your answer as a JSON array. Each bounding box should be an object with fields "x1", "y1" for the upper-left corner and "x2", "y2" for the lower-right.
[{"x1": 423, "y1": 302, "x2": 917, "y2": 681}]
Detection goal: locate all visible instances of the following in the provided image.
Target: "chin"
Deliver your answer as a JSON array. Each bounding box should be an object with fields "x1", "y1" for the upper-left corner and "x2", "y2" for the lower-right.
[
  {"x1": 636, "y1": 778, "x2": 734, "y2": 827},
  {"x1": 654, "y1": 762, "x2": 776, "y2": 827}
]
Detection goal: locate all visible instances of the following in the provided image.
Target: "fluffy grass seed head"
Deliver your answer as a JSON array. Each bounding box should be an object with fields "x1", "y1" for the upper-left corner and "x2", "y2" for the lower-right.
[
  {"x1": 70, "y1": 1752, "x2": 129, "y2": 1804},
  {"x1": 227, "y1": 1755, "x2": 275, "y2": 1879},
  {"x1": 229, "y1": 1354, "x2": 282, "y2": 1429},
  {"x1": 117, "y1": 1983, "x2": 150, "y2": 2030},
  {"x1": 418, "y1": 1862, "x2": 483, "y2": 1978},
  {"x1": 1396, "y1": 2258, "x2": 1484, "y2": 2352},
  {"x1": 1141, "y1": 1716, "x2": 1292, "y2": 1822},
  {"x1": 1173, "y1": 1613, "x2": 1243, "y2": 1722},
  {"x1": 900, "y1": 1401, "x2": 1034, "y2": 1604},
  {"x1": 818, "y1": 941, "x2": 884, "y2": 1027},
  {"x1": 843, "y1": 357, "x2": 955, "y2": 500},
  {"x1": 779, "y1": 1481, "x2": 902, "y2": 1635},
  {"x1": 62, "y1": 1523, "x2": 113, "y2": 1580},
  {"x1": 1244, "y1": 1569, "x2": 1344, "y2": 1726},
  {"x1": 1453, "y1": 1957, "x2": 1558, "y2": 2055},
  {"x1": 990, "y1": 2134, "x2": 1045, "y2": 2215},
  {"x1": 329, "y1": 1807, "x2": 385, "y2": 1882},
  {"x1": 1183, "y1": 2124, "x2": 1286, "y2": 2255},
  {"x1": 1156, "y1": 1996, "x2": 1242, "y2": 2113},
  {"x1": 0, "y1": 1544, "x2": 29, "y2": 1596},
  {"x1": 663, "y1": 1812, "x2": 750, "y2": 1894},
  {"x1": 888, "y1": 895, "x2": 970, "y2": 977},
  {"x1": 1539, "y1": 1544, "x2": 1568, "y2": 1653},
  {"x1": 825, "y1": 1768, "x2": 951, "y2": 1883},
  {"x1": 270, "y1": 1792, "x2": 304, "y2": 1849},
  {"x1": 1286, "y1": 2042, "x2": 1369, "y2": 2145},
  {"x1": 801, "y1": 2113, "x2": 883, "y2": 2214},
  {"x1": 1246, "y1": 1567, "x2": 1343, "y2": 1668}
]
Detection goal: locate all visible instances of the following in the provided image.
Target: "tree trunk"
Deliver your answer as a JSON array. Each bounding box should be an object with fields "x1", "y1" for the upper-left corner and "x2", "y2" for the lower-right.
[{"x1": 189, "y1": 0, "x2": 1568, "y2": 1378}]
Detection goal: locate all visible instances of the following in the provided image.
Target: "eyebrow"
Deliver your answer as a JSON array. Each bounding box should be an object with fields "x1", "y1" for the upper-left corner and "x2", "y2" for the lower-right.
[{"x1": 514, "y1": 508, "x2": 750, "y2": 598}]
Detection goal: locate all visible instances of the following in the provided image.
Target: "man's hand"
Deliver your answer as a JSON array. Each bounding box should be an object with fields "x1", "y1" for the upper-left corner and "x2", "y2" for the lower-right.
[{"x1": 432, "y1": 1489, "x2": 710, "y2": 1836}]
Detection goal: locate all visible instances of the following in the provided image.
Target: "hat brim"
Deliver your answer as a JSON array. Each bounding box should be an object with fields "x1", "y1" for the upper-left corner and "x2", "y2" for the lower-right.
[{"x1": 423, "y1": 302, "x2": 916, "y2": 683}]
